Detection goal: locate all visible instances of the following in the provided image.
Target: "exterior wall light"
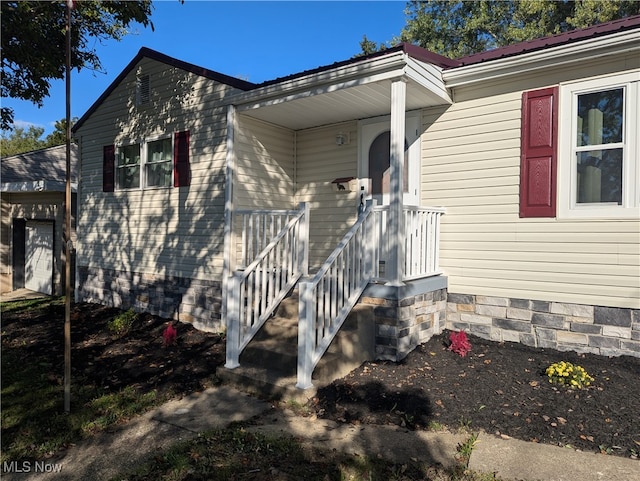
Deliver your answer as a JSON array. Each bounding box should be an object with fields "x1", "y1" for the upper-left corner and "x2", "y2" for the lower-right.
[{"x1": 335, "y1": 132, "x2": 349, "y2": 146}]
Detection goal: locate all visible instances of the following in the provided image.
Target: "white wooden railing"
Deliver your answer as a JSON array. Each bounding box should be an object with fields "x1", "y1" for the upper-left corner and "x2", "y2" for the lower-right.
[
  {"x1": 296, "y1": 203, "x2": 444, "y2": 388},
  {"x1": 225, "y1": 203, "x2": 309, "y2": 369},
  {"x1": 296, "y1": 200, "x2": 378, "y2": 389},
  {"x1": 371, "y1": 205, "x2": 445, "y2": 281},
  {"x1": 403, "y1": 206, "x2": 445, "y2": 279},
  {"x1": 234, "y1": 208, "x2": 302, "y2": 269}
]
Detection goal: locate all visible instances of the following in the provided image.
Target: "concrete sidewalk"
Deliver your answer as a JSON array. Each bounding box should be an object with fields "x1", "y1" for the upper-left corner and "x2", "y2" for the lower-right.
[{"x1": 1, "y1": 385, "x2": 638, "y2": 481}]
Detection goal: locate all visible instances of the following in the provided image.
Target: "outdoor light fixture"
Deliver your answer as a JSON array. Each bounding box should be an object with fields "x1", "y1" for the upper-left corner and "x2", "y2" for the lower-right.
[{"x1": 335, "y1": 132, "x2": 349, "y2": 146}]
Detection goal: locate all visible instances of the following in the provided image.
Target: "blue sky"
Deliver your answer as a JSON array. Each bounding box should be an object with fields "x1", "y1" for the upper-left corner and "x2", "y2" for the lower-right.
[{"x1": 5, "y1": 1, "x2": 409, "y2": 136}]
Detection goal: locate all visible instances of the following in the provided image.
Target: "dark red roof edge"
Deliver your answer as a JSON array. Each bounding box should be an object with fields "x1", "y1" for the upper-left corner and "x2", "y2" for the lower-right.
[
  {"x1": 73, "y1": 47, "x2": 257, "y2": 133},
  {"x1": 74, "y1": 15, "x2": 639, "y2": 133},
  {"x1": 254, "y1": 43, "x2": 459, "y2": 89},
  {"x1": 454, "y1": 14, "x2": 640, "y2": 68}
]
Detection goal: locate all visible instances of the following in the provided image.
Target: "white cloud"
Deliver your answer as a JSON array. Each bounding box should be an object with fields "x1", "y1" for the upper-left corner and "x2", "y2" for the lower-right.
[{"x1": 12, "y1": 119, "x2": 46, "y2": 131}]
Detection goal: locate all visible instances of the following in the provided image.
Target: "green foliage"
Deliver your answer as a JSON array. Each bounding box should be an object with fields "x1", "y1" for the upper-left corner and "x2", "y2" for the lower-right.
[
  {"x1": 0, "y1": 125, "x2": 45, "y2": 156},
  {"x1": 0, "y1": 118, "x2": 78, "y2": 156},
  {"x1": 108, "y1": 308, "x2": 137, "y2": 336},
  {"x1": 360, "y1": 0, "x2": 640, "y2": 58},
  {"x1": 457, "y1": 432, "x2": 479, "y2": 461},
  {"x1": 1, "y1": 1, "x2": 153, "y2": 130},
  {"x1": 358, "y1": 34, "x2": 389, "y2": 56},
  {"x1": 546, "y1": 361, "x2": 594, "y2": 389}
]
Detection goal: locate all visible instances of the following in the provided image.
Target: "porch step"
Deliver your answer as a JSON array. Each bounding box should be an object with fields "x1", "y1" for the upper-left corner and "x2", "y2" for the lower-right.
[{"x1": 217, "y1": 297, "x2": 375, "y2": 401}]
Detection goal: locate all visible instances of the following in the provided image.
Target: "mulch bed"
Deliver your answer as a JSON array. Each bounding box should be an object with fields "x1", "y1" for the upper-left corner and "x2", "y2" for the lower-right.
[
  {"x1": 2, "y1": 299, "x2": 638, "y2": 459},
  {"x1": 312, "y1": 333, "x2": 640, "y2": 458},
  {"x1": 1, "y1": 301, "x2": 225, "y2": 397}
]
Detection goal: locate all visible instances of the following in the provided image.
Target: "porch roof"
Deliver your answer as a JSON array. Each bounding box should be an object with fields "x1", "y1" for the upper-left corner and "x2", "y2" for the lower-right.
[{"x1": 227, "y1": 43, "x2": 454, "y2": 130}]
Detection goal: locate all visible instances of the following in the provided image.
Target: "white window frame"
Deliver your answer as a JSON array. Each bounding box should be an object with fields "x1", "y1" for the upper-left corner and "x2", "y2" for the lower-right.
[
  {"x1": 116, "y1": 143, "x2": 141, "y2": 190},
  {"x1": 558, "y1": 70, "x2": 639, "y2": 219},
  {"x1": 144, "y1": 135, "x2": 174, "y2": 189},
  {"x1": 116, "y1": 135, "x2": 174, "y2": 191}
]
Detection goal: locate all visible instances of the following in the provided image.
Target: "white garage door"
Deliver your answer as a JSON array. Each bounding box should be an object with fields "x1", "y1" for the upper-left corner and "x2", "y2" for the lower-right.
[{"x1": 25, "y1": 221, "x2": 53, "y2": 295}]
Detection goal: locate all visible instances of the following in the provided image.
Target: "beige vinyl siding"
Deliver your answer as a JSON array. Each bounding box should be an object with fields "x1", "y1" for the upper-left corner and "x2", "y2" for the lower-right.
[
  {"x1": 1, "y1": 199, "x2": 10, "y2": 291},
  {"x1": 235, "y1": 116, "x2": 295, "y2": 210},
  {"x1": 295, "y1": 122, "x2": 359, "y2": 270},
  {"x1": 75, "y1": 58, "x2": 241, "y2": 281},
  {"x1": 421, "y1": 58, "x2": 640, "y2": 309}
]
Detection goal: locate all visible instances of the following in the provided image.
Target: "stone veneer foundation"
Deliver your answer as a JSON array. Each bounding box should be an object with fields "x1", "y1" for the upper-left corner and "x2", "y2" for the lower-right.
[
  {"x1": 77, "y1": 266, "x2": 223, "y2": 332},
  {"x1": 446, "y1": 293, "x2": 640, "y2": 358},
  {"x1": 359, "y1": 276, "x2": 448, "y2": 362},
  {"x1": 78, "y1": 266, "x2": 640, "y2": 360}
]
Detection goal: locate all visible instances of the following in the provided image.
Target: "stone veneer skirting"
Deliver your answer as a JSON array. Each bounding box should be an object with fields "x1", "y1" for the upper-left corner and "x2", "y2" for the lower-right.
[
  {"x1": 78, "y1": 265, "x2": 640, "y2": 360},
  {"x1": 359, "y1": 276, "x2": 448, "y2": 362},
  {"x1": 446, "y1": 293, "x2": 640, "y2": 358},
  {"x1": 77, "y1": 266, "x2": 223, "y2": 332}
]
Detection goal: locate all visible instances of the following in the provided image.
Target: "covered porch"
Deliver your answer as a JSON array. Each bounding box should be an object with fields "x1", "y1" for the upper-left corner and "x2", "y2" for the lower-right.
[{"x1": 222, "y1": 44, "x2": 454, "y2": 389}]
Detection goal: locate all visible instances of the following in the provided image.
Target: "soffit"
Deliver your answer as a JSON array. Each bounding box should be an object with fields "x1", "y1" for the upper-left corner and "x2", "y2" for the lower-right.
[
  {"x1": 238, "y1": 77, "x2": 448, "y2": 130},
  {"x1": 231, "y1": 54, "x2": 452, "y2": 130}
]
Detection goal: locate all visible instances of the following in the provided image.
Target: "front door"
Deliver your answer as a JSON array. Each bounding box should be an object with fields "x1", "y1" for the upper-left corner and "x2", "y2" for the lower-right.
[{"x1": 359, "y1": 112, "x2": 421, "y2": 207}]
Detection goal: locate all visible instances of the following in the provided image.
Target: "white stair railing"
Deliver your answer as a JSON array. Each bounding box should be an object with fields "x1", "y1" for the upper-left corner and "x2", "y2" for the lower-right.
[
  {"x1": 225, "y1": 203, "x2": 309, "y2": 369},
  {"x1": 296, "y1": 200, "x2": 378, "y2": 389},
  {"x1": 234, "y1": 208, "x2": 302, "y2": 269}
]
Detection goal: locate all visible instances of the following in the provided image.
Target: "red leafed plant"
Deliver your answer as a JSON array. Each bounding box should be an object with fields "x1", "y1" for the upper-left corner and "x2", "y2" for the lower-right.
[
  {"x1": 162, "y1": 324, "x2": 177, "y2": 347},
  {"x1": 449, "y1": 330, "x2": 471, "y2": 357}
]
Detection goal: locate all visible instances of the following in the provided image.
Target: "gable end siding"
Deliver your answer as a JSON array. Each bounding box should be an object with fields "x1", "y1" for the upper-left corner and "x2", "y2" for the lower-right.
[{"x1": 75, "y1": 58, "x2": 242, "y2": 287}]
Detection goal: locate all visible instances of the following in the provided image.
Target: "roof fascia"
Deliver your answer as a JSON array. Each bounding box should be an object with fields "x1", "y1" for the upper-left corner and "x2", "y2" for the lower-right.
[
  {"x1": 229, "y1": 51, "x2": 408, "y2": 108},
  {"x1": 443, "y1": 30, "x2": 640, "y2": 88},
  {"x1": 404, "y1": 57, "x2": 452, "y2": 104},
  {"x1": 73, "y1": 48, "x2": 255, "y2": 133}
]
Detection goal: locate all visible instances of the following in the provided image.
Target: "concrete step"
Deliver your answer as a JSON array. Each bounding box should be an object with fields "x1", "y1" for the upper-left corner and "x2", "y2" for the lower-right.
[
  {"x1": 221, "y1": 297, "x2": 376, "y2": 400},
  {"x1": 216, "y1": 364, "x2": 320, "y2": 404}
]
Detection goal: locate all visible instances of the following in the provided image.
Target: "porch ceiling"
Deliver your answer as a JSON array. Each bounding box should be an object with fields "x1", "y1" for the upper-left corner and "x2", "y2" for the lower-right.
[
  {"x1": 239, "y1": 78, "x2": 448, "y2": 130},
  {"x1": 229, "y1": 51, "x2": 453, "y2": 130}
]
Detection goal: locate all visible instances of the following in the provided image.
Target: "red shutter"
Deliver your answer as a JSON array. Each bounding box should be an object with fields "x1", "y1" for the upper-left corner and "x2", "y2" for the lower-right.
[
  {"x1": 520, "y1": 87, "x2": 558, "y2": 218},
  {"x1": 103, "y1": 145, "x2": 115, "y2": 192},
  {"x1": 174, "y1": 130, "x2": 190, "y2": 187}
]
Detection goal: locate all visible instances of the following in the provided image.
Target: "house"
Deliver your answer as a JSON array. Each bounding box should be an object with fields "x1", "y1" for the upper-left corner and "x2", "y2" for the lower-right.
[
  {"x1": 72, "y1": 16, "x2": 640, "y2": 388},
  {"x1": 1, "y1": 144, "x2": 78, "y2": 296}
]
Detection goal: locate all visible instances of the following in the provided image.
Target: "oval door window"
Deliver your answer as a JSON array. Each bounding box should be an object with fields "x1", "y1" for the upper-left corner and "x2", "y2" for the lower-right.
[{"x1": 368, "y1": 131, "x2": 409, "y2": 195}]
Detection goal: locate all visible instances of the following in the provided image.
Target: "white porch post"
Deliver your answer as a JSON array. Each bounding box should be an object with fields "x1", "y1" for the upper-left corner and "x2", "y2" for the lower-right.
[
  {"x1": 386, "y1": 78, "x2": 406, "y2": 286},
  {"x1": 222, "y1": 105, "x2": 237, "y2": 331}
]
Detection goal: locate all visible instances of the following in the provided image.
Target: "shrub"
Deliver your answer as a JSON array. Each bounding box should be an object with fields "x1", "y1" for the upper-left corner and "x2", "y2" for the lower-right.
[
  {"x1": 546, "y1": 361, "x2": 594, "y2": 389},
  {"x1": 162, "y1": 324, "x2": 177, "y2": 346},
  {"x1": 107, "y1": 308, "x2": 137, "y2": 336},
  {"x1": 448, "y1": 330, "x2": 472, "y2": 357}
]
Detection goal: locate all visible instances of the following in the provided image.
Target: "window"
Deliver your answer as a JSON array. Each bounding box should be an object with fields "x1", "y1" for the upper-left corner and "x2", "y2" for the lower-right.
[
  {"x1": 558, "y1": 71, "x2": 639, "y2": 218},
  {"x1": 117, "y1": 144, "x2": 141, "y2": 190},
  {"x1": 146, "y1": 138, "x2": 173, "y2": 187},
  {"x1": 106, "y1": 131, "x2": 190, "y2": 192}
]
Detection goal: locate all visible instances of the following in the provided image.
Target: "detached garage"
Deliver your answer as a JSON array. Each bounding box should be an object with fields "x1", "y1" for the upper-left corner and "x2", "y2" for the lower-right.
[{"x1": 1, "y1": 145, "x2": 77, "y2": 296}]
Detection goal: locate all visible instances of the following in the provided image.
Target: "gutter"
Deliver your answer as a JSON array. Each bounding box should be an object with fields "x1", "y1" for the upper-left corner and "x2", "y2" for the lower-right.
[
  {"x1": 443, "y1": 30, "x2": 640, "y2": 87},
  {"x1": 226, "y1": 51, "x2": 409, "y2": 107}
]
